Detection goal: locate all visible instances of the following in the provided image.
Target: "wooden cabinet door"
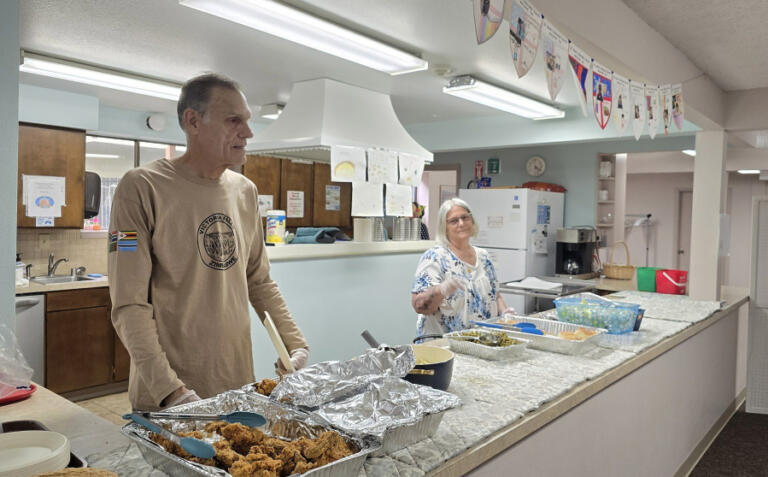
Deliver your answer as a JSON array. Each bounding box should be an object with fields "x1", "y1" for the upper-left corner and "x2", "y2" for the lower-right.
[
  {"x1": 243, "y1": 155, "x2": 281, "y2": 226},
  {"x1": 46, "y1": 306, "x2": 113, "y2": 393},
  {"x1": 18, "y1": 124, "x2": 85, "y2": 228},
  {"x1": 280, "y1": 160, "x2": 314, "y2": 228},
  {"x1": 312, "y1": 163, "x2": 351, "y2": 227}
]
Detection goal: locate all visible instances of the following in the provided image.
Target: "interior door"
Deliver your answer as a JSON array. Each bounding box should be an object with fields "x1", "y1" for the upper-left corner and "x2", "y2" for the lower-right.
[{"x1": 677, "y1": 190, "x2": 692, "y2": 270}]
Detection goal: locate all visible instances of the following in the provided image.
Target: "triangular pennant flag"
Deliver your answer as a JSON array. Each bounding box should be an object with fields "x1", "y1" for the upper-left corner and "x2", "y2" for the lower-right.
[
  {"x1": 508, "y1": 0, "x2": 542, "y2": 78},
  {"x1": 541, "y1": 20, "x2": 568, "y2": 102},
  {"x1": 646, "y1": 85, "x2": 660, "y2": 140},
  {"x1": 660, "y1": 84, "x2": 672, "y2": 135},
  {"x1": 671, "y1": 84, "x2": 685, "y2": 131},
  {"x1": 630, "y1": 81, "x2": 646, "y2": 140},
  {"x1": 592, "y1": 62, "x2": 613, "y2": 130},
  {"x1": 612, "y1": 74, "x2": 630, "y2": 135},
  {"x1": 568, "y1": 43, "x2": 591, "y2": 117},
  {"x1": 473, "y1": 0, "x2": 504, "y2": 44}
]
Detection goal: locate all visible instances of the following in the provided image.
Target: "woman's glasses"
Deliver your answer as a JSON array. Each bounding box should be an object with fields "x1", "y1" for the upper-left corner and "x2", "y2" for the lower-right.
[{"x1": 447, "y1": 214, "x2": 472, "y2": 226}]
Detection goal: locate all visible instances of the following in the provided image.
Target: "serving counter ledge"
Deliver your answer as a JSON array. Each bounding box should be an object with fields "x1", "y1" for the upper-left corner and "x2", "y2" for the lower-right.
[{"x1": 266, "y1": 240, "x2": 435, "y2": 262}]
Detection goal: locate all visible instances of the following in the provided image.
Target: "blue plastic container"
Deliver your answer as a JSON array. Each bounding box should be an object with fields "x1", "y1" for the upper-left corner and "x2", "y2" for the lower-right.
[{"x1": 554, "y1": 295, "x2": 640, "y2": 334}]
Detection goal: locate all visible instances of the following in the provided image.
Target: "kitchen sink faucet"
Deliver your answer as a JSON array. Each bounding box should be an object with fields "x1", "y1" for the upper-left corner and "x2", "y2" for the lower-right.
[{"x1": 48, "y1": 253, "x2": 68, "y2": 277}]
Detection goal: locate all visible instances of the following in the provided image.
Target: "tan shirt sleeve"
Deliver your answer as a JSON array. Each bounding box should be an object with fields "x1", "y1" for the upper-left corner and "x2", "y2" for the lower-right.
[
  {"x1": 246, "y1": 212, "x2": 308, "y2": 353},
  {"x1": 108, "y1": 179, "x2": 184, "y2": 406}
]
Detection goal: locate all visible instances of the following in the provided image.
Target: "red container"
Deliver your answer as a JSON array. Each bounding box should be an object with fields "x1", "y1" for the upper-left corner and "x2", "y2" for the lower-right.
[{"x1": 656, "y1": 269, "x2": 688, "y2": 294}]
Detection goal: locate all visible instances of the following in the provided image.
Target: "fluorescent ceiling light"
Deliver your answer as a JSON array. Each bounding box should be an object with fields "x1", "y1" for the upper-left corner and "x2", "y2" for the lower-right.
[
  {"x1": 20, "y1": 51, "x2": 182, "y2": 101},
  {"x1": 87, "y1": 137, "x2": 135, "y2": 147},
  {"x1": 179, "y1": 0, "x2": 428, "y2": 75},
  {"x1": 738, "y1": 169, "x2": 761, "y2": 174},
  {"x1": 86, "y1": 153, "x2": 120, "y2": 159},
  {"x1": 443, "y1": 76, "x2": 565, "y2": 120},
  {"x1": 260, "y1": 103, "x2": 284, "y2": 120},
  {"x1": 682, "y1": 149, "x2": 696, "y2": 157}
]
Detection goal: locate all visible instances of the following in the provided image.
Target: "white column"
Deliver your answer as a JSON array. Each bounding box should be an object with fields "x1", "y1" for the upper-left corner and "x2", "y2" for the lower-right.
[
  {"x1": 689, "y1": 130, "x2": 728, "y2": 300},
  {"x1": 613, "y1": 153, "x2": 627, "y2": 244},
  {"x1": 0, "y1": 1, "x2": 19, "y2": 331}
]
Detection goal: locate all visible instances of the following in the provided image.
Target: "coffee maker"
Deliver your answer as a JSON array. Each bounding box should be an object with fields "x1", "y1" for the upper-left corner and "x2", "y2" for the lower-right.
[{"x1": 555, "y1": 228, "x2": 599, "y2": 279}]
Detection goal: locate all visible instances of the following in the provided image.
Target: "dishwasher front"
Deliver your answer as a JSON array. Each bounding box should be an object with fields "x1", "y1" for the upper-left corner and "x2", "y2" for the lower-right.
[{"x1": 14, "y1": 294, "x2": 45, "y2": 384}]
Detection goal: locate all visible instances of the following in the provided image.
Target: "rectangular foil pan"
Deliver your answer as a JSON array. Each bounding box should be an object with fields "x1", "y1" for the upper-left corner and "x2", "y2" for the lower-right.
[
  {"x1": 488, "y1": 315, "x2": 606, "y2": 355},
  {"x1": 121, "y1": 386, "x2": 380, "y2": 477},
  {"x1": 371, "y1": 410, "x2": 446, "y2": 457}
]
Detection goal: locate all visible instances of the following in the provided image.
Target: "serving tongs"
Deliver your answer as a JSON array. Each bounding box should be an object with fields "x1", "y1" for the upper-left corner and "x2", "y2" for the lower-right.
[
  {"x1": 123, "y1": 413, "x2": 216, "y2": 459},
  {"x1": 141, "y1": 410, "x2": 267, "y2": 428}
]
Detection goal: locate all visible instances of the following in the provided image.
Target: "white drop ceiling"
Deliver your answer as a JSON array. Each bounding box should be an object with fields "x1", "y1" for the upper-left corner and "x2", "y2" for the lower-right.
[{"x1": 622, "y1": 0, "x2": 768, "y2": 91}]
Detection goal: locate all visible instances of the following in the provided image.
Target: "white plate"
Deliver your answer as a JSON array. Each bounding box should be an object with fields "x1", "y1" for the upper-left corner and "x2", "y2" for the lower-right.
[{"x1": 0, "y1": 430, "x2": 70, "y2": 476}]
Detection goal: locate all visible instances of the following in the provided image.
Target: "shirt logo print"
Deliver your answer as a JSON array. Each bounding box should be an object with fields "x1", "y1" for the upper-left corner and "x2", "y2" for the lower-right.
[{"x1": 197, "y1": 213, "x2": 238, "y2": 270}]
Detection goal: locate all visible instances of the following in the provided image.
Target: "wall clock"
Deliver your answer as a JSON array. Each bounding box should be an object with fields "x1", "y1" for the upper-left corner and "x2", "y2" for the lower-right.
[{"x1": 526, "y1": 155, "x2": 546, "y2": 177}]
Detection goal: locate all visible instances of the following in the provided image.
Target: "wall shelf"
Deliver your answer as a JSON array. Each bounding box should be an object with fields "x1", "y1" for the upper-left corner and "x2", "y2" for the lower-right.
[
  {"x1": 597, "y1": 223, "x2": 614, "y2": 228},
  {"x1": 598, "y1": 200, "x2": 615, "y2": 204},
  {"x1": 599, "y1": 176, "x2": 615, "y2": 181}
]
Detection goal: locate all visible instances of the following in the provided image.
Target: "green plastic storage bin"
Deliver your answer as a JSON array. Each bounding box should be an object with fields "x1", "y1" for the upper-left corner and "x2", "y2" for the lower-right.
[{"x1": 637, "y1": 267, "x2": 662, "y2": 292}]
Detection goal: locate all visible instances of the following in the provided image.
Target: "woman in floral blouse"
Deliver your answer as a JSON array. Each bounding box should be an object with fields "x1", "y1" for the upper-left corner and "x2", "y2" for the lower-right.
[{"x1": 411, "y1": 198, "x2": 513, "y2": 338}]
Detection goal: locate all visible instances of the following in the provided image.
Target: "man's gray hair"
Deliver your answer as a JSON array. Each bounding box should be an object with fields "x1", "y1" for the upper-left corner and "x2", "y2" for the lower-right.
[
  {"x1": 177, "y1": 73, "x2": 242, "y2": 131},
  {"x1": 435, "y1": 198, "x2": 479, "y2": 247}
]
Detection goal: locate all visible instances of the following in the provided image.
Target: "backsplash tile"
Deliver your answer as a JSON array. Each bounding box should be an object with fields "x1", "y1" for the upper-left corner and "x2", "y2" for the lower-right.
[{"x1": 17, "y1": 229, "x2": 108, "y2": 276}]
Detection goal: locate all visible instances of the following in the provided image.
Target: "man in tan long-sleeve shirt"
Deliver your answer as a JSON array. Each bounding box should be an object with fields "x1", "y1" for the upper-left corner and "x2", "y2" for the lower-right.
[{"x1": 109, "y1": 74, "x2": 308, "y2": 411}]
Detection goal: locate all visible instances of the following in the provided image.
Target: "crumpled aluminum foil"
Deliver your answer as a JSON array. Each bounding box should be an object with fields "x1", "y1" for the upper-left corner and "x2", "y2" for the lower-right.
[
  {"x1": 313, "y1": 376, "x2": 462, "y2": 437},
  {"x1": 270, "y1": 345, "x2": 415, "y2": 408}
]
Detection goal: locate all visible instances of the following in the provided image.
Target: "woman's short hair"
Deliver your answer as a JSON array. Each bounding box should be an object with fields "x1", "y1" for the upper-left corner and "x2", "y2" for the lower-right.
[{"x1": 435, "y1": 198, "x2": 479, "y2": 246}]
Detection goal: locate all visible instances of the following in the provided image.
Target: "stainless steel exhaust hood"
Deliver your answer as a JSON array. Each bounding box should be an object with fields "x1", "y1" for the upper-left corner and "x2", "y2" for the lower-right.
[{"x1": 247, "y1": 78, "x2": 433, "y2": 163}]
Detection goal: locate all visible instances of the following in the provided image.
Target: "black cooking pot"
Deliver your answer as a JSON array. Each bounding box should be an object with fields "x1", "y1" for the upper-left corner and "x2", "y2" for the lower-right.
[{"x1": 405, "y1": 335, "x2": 454, "y2": 391}]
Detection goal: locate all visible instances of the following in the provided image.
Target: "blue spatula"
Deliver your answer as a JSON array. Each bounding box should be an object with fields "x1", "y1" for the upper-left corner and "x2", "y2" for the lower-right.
[
  {"x1": 144, "y1": 410, "x2": 267, "y2": 428},
  {"x1": 123, "y1": 413, "x2": 216, "y2": 459}
]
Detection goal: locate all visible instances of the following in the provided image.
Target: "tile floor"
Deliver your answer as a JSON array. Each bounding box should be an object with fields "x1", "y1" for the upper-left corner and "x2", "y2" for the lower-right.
[{"x1": 76, "y1": 391, "x2": 131, "y2": 426}]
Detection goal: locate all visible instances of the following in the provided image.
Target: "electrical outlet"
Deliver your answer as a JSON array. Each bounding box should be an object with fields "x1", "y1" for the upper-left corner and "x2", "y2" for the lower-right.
[{"x1": 39, "y1": 233, "x2": 50, "y2": 252}]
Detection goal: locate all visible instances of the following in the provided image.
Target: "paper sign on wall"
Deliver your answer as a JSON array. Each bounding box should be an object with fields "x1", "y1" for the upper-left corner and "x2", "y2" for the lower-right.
[
  {"x1": 286, "y1": 191, "x2": 304, "y2": 218},
  {"x1": 660, "y1": 84, "x2": 672, "y2": 135},
  {"x1": 568, "y1": 43, "x2": 592, "y2": 117},
  {"x1": 398, "y1": 153, "x2": 425, "y2": 186},
  {"x1": 612, "y1": 74, "x2": 630, "y2": 135},
  {"x1": 23, "y1": 175, "x2": 65, "y2": 218},
  {"x1": 646, "y1": 85, "x2": 660, "y2": 140},
  {"x1": 630, "y1": 81, "x2": 646, "y2": 140},
  {"x1": 671, "y1": 84, "x2": 685, "y2": 131},
  {"x1": 325, "y1": 185, "x2": 341, "y2": 211},
  {"x1": 331, "y1": 145, "x2": 366, "y2": 182},
  {"x1": 367, "y1": 149, "x2": 398, "y2": 184},
  {"x1": 257, "y1": 194, "x2": 274, "y2": 216},
  {"x1": 473, "y1": 0, "x2": 504, "y2": 44},
  {"x1": 351, "y1": 182, "x2": 384, "y2": 217},
  {"x1": 541, "y1": 20, "x2": 568, "y2": 102},
  {"x1": 385, "y1": 183, "x2": 413, "y2": 217},
  {"x1": 592, "y1": 62, "x2": 612, "y2": 130}
]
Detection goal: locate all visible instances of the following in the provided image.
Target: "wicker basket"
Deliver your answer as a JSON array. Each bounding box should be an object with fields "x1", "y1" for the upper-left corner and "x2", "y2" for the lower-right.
[{"x1": 603, "y1": 241, "x2": 636, "y2": 280}]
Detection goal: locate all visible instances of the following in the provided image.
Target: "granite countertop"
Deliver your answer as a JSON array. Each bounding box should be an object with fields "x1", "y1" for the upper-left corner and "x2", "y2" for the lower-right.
[
  {"x1": 11, "y1": 290, "x2": 748, "y2": 476},
  {"x1": 16, "y1": 275, "x2": 109, "y2": 295}
]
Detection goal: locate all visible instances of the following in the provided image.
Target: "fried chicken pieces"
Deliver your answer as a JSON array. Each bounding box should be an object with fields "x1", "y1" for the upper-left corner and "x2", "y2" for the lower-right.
[
  {"x1": 254, "y1": 378, "x2": 279, "y2": 396},
  {"x1": 149, "y1": 422, "x2": 356, "y2": 477}
]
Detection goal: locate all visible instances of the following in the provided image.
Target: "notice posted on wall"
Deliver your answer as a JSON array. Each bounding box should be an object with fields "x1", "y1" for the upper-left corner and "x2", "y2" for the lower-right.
[
  {"x1": 257, "y1": 194, "x2": 274, "y2": 216},
  {"x1": 36, "y1": 216, "x2": 54, "y2": 227},
  {"x1": 286, "y1": 191, "x2": 304, "y2": 218},
  {"x1": 325, "y1": 185, "x2": 341, "y2": 211},
  {"x1": 351, "y1": 182, "x2": 384, "y2": 217},
  {"x1": 23, "y1": 174, "x2": 65, "y2": 218}
]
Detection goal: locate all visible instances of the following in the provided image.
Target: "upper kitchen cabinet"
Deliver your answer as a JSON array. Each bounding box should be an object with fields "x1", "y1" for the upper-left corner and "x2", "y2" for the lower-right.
[
  {"x1": 312, "y1": 163, "x2": 351, "y2": 228},
  {"x1": 244, "y1": 154, "x2": 281, "y2": 224},
  {"x1": 18, "y1": 123, "x2": 85, "y2": 228},
  {"x1": 280, "y1": 159, "x2": 314, "y2": 228}
]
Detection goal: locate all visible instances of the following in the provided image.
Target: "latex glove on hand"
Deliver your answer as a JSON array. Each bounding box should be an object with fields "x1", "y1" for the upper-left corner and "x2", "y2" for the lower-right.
[
  {"x1": 437, "y1": 277, "x2": 466, "y2": 297},
  {"x1": 275, "y1": 347, "x2": 310, "y2": 375},
  {"x1": 502, "y1": 307, "x2": 517, "y2": 319},
  {"x1": 164, "y1": 387, "x2": 201, "y2": 408}
]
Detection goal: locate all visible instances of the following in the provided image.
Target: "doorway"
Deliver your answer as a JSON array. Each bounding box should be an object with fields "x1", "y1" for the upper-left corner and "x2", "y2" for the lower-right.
[
  {"x1": 417, "y1": 164, "x2": 459, "y2": 239},
  {"x1": 677, "y1": 190, "x2": 692, "y2": 270}
]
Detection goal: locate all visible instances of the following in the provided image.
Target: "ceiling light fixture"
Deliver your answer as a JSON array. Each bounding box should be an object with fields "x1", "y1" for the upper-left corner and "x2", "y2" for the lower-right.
[
  {"x1": 86, "y1": 137, "x2": 135, "y2": 147},
  {"x1": 442, "y1": 75, "x2": 565, "y2": 120},
  {"x1": 738, "y1": 169, "x2": 761, "y2": 174},
  {"x1": 178, "y1": 0, "x2": 428, "y2": 75},
  {"x1": 85, "y1": 153, "x2": 120, "y2": 159},
  {"x1": 20, "y1": 50, "x2": 182, "y2": 100},
  {"x1": 682, "y1": 149, "x2": 696, "y2": 157},
  {"x1": 260, "y1": 103, "x2": 284, "y2": 120}
]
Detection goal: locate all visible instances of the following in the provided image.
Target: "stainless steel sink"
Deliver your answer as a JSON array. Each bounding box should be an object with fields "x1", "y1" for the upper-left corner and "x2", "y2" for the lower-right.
[{"x1": 31, "y1": 275, "x2": 96, "y2": 284}]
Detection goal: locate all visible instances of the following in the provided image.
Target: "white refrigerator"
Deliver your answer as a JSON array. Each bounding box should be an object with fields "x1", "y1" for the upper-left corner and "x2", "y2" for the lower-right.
[{"x1": 458, "y1": 188, "x2": 564, "y2": 314}]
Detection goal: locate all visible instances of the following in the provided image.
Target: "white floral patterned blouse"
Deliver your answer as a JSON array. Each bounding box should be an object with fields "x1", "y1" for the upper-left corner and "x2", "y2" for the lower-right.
[{"x1": 411, "y1": 245, "x2": 500, "y2": 338}]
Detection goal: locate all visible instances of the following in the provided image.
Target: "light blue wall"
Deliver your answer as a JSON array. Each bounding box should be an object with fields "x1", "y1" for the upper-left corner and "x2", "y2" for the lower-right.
[
  {"x1": 434, "y1": 135, "x2": 696, "y2": 227},
  {"x1": 97, "y1": 105, "x2": 186, "y2": 144},
  {"x1": 1, "y1": 1, "x2": 19, "y2": 331},
  {"x1": 248, "y1": 252, "x2": 423, "y2": 378},
  {"x1": 19, "y1": 84, "x2": 99, "y2": 130}
]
